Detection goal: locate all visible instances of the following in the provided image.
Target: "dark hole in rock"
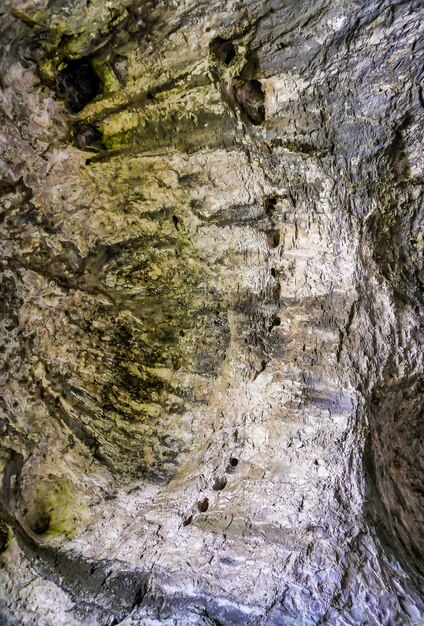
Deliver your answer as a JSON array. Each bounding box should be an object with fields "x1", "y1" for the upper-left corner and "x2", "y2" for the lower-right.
[
  {"x1": 269, "y1": 317, "x2": 281, "y2": 331},
  {"x1": 85, "y1": 159, "x2": 91, "y2": 166},
  {"x1": 197, "y1": 497, "x2": 209, "y2": 513},
  {"x1": 268, "y1": 231, "x2": 280, "y2": 248},
  {"x1": 230, "y1": 457, "x2": 238, "y2": 467},
  {"x1": 183, "y1": 515, "x2": 193, "y2": 526},
  {"x1": 0, "y1": 521, "x2": 8, "y2": 555},
  {"x1": 74, "y1": 124, "x2": 103, "y2": 150},
  {"x1": 211, "y1": 37, "x2": 236, "y2": 65},
  {"x1": 234, "y1": 79, "x2": 266, "y2": 125},
  {"x1": 265, "y1": 196, "x2": 278, "y2": 216},
  {"x1": 146, "y1": 91, "x2": 155, "y2": 101},
  {"x1": 172, "y1": 215, "x2": 180, "y2": 230},
  {"x1": 57, "y1": 58, "x2": 101, "y2": 113},
  {"x1": 271, "y1": 268, "x2": 276, "y2": 278},
  {"x1": 30, "y1": 512, "x2": 51, "y2": 535},
  {"x1": 179, "y1": 329, "x2": 185, "y2": 337},
  {"x1": 213, "y1": 477, "x2": 227, "y2": 491}
]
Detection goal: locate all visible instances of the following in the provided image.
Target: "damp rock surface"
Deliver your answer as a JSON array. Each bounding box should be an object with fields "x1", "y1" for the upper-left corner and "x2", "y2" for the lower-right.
[{"x1": 0, "y1": 0, "x2": 423, "y2": 624}]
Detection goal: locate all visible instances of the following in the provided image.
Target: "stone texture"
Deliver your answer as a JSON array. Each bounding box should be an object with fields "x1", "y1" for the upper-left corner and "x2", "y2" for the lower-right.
[{"x1": 0, "y1": 0, "x2": 423, "y2": 624}]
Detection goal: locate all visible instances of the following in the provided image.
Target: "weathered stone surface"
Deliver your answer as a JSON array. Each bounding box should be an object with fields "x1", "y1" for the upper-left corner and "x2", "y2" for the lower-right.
[{"x1": 0, "y1": 0, "x2": 423, "y2": 624}]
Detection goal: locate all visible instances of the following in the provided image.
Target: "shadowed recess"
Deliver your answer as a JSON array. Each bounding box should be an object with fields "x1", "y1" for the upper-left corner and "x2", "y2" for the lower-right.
[
  {"x1": 366, "y1": 375, "x2": 424, "y2": 579},
  {"x1": 57, "y1": 58, "x2": 101, "y2": 113}
]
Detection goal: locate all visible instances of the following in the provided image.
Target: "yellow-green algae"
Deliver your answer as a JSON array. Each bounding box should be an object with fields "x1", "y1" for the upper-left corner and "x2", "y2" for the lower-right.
[
  {"x1": 7, "y1": 0, "x2": 234, "y2": 482},
  {"x1": 24, "y1": 477, "x2": 90, "y2": 539}
]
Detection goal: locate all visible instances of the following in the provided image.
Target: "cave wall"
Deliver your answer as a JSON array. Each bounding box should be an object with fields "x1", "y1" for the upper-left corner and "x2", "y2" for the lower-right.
[{"x1": 0, "y1": 0, "x2": 423, "y2": 624}]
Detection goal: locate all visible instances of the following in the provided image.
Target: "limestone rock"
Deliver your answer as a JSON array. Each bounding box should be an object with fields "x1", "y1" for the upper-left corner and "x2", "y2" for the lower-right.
[{"x1": 0, "y1": 0, "x2": 423, "y2": 624}]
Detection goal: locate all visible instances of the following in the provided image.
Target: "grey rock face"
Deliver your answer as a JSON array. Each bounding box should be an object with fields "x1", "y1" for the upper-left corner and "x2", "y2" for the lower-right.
[{"x1": 0, "y1": 0, "x2": 423, "y2": 624}]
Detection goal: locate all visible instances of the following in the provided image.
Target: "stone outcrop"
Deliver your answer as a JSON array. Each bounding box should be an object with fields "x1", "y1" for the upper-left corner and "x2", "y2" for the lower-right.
[{"x1": 0, "y1": 0, "x2": 423, "y2": 624}]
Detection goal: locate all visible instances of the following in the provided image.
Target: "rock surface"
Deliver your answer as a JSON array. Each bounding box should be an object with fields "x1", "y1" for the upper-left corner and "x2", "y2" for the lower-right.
[{"x1": 0, "y1": 0, "x2": 423, "y2": 624}]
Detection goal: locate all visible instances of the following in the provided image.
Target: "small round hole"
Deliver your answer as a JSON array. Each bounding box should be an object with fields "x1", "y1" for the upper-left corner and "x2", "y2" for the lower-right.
[
  {"x1": 264, "y1": 196, "x2": 278, "y2": 216},
  {"x1": 30, "y1": 513, "x2": 50, "y2": 535},
  {"x1": 212, "y1": 477, "x2": 227, "y2": 491},
  {"x1": 268, "y1": 317, "x2": 281, "y2": 331},
  {"x1": 268, "y1": 231, "x2": 280, "y2": 248},
  {"x1": 211, "y1": 37, "x2": 236, "y2": 65},
  {"x1": 234, "y1": 79, "x2": 266, "y2": 125},
  {"x1": 57, "y1": 58, "x2": 101, "y2": 113},
  {"x1": 230, "y1": 457, "x2": 238, "y2": 467},
  {"x1": 197, "y1": 497, "x2": 209, "y2": 513},
  {"x1": 74, "y1": 123, "x2": 103, "y2": 149}
]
